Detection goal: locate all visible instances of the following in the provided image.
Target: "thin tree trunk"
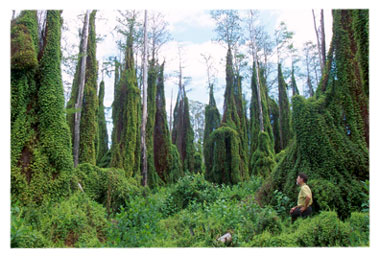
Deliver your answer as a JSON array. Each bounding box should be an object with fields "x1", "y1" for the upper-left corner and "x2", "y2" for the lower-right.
[
  {"x1": 312, "y1": 9, "x2": 323, "y2": 72},
  {"x1": 320, "y1": 9, "x2": 326, "y2": 69},
  {"x1": 73, "y1": 10, "x2": 90, "y2": 167},
  {"x1": 169, "y1": 88, "x2": 173, "y2": 134},
  {"x1": 305, "y1": 55, "x2": 314, "y2": 97},
  {"x1": 249, "y1": 10, "x2": 264, "y2": 132},
  {"x1": 141, "y1": 10, "x2": 148, "y2": 187}
]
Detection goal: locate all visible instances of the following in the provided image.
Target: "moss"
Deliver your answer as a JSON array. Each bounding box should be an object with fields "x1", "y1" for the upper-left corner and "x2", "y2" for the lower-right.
[
  {"x1": 290, "y1": 66, "x2": 299, "y2": 96},
  {"x1": 268, "y1": 97, "x2": 281, "y2": 153}
]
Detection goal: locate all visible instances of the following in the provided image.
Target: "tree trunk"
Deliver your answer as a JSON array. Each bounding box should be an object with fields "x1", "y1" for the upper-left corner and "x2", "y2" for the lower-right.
[
  {"x1": 169, "y1": 88, "x2": 173, "y2": 134},
  {"x1": 73, "y1": 10, "x2": 90, "y2": 167},
  {"x1": 312, "y1": 9, "x2": 323, "y2": 73},
  {"x1": 141, "y1": 10, "x2": 148, "y2": 187},
  {"x1": 254, "y1": 53, "x2": 264, "y2": 133},
  {"x1": 320, "y1": 9, "x2": 326, "y2": 69}
]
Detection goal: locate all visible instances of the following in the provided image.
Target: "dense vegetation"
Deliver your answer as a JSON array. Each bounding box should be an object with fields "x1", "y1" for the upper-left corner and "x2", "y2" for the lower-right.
[{"x1": 10, "y1": 9, "x2": 369, "y2": 248}]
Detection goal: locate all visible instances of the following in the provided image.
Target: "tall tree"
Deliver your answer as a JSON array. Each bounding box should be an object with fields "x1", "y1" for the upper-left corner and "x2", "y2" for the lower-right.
[
  {"x1": 202, "y1": 54, "x2": 221, "y2": 181},
  {"x1": 171, "y1": 48, "x2": 196, "y2": 173},
  {"x1": 96, "y1": 80, "x2": 109, "y2": 165},
  {"x1": 290, "y1": 65, "x2": 299, "y2": 97},
  {"x1": 141, "y1": 10, "x2": 148, "y2": 186},
  {"x1": 110, "y1": 18, "x2": 141, "y2": 177},
  {"x1": 154, "y1": 63, "x2": 183, "y2": 183},
  {"x1": 277, "y1": 63, "x2": 292, "y2": 150},
  {"x1": 11, "y1": 10, "x2": 74, "y2": 205},
  {"x1": 78, "y1": 10, "x2": 98, "y2": 165},
  {"x1": 66, "y1": 10, "x2": 90, "y2": 167}
]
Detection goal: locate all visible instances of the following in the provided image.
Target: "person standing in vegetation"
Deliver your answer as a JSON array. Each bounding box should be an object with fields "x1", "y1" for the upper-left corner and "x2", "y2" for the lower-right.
[{"x1": 290, "y1": 173, "x2": 313, "y2": 223}]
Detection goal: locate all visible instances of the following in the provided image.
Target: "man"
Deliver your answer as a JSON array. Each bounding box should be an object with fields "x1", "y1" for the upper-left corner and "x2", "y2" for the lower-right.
[{"x1": 290, "y1": 173, "x2": 313, "y2": 223}]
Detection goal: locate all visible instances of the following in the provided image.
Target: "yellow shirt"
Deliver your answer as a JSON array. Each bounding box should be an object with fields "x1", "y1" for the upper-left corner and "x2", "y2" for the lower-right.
[{"x1": 297, "y1": 184, "x2": 313, "y2": 207}]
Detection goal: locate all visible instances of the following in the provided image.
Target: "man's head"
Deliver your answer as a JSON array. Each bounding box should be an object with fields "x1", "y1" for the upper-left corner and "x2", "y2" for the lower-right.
[{"x1": 296, "y1": 173, "x2": 308, "y2": 185}]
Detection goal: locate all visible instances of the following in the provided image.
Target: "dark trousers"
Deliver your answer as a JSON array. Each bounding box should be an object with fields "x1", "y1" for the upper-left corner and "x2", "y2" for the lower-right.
[{"x1": 291, "y1": 206, "x2": 312, "y2": 223}]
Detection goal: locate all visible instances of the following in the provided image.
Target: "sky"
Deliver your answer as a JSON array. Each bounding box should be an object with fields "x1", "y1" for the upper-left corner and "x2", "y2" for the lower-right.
[{"x1": 60, "y1": 9, "x2": 333, "y2": 121}]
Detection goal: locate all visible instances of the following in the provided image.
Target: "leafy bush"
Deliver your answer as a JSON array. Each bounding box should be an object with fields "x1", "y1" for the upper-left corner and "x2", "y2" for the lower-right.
[
  {"x1": 74, "y1": 163, "x2": 143, "y2": 214},
  {"x1": 40, "y1": 192, "x2": 107, "y2": 247},
  {"x1": 253, "y1": 207, "x2": 282, "y2": 235},
  {"x1": 107, "y1": 195, "x2": 164, "y2": 247},
  {"x1": 11, "y1": 203, "x2": 49, "y2": 248},
  {"x1": 168, "y1": 173, "x2": 218, "y2": 211},
  {"x1": 294, "y1": 211, "x2": 351, "y2": 246},
  {"x1": 348, "y1": 212, "x2": 369, "y2": 246},
  {"x1": 308, "y1": 179, "x2": 340, "y2": 212}
]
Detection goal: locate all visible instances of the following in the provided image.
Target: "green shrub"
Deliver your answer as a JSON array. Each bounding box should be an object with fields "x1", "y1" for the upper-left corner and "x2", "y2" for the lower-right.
[
  {"x1": 254, "y1": 207, "x2": 282, "y2": 235},
  {"x1": 348, "y1": 212, "x2": 369, "y2": 246},
  {"x1": 74, "y1": 163, "x2": 142, "y2": 214},
  {"x1": 11, "y1": 204, "x2": 49, "y2": 248},
  {"x1": 308, "y1": 179, "x2": 340, "y2": 212},
  {"x1": 168, "y1": 173, "x2": 218, "y2": 211},
  {"x1": 294, "y1": 211, "x2": 351, "y2": 246},
  {"x1": 40, "y1": 192, "x2": 107, "y2": 247},
  {"x1": 107, "y1": 196, "x2": 164, "y2": 247}
]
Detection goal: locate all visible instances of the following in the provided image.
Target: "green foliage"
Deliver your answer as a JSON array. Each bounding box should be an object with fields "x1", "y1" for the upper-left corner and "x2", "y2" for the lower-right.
[
  {"x1": 154, "y1": 63, "x2": 183, "y2": 183},
  {"x1": 216, "y1": 48, "x2": 248, "y2": 184},
  {"x1": 249, "y1": 65, "x2": 274, "y2": 158},
  {"x1": 11, "y1": 203, "x2": 48, "y2": 248},
  {"x1": 360, "y1": 180, "x2": 369, "y2": 212},
  {"x1": 268, "y1": 97, "x2": 282, "y2": 153},
  {"x1": 308, "y1": 178, "x2": 340, "y2": 212},
  {"x1": 11, "y1": 10, "x2": 74, "y2": 206},
  {"x1": 347, "y1": 212, "x2": 369, "y2": 246},
  {"x1": 167, "y1": 173, "x2": 219, "y2": 212},
  {"x1": 277, "y1": 63, "x2": 292, "y2": 150},
  {"x1": 110, "y1": 29, "x2": 141, "y2": 177},
  {"x1": 74, "y1": 163, "x2": 143, "y2": 215},
  {"x1": 96, "y1": 80, "x2": 109, "y2": 165},
  {"x1": 79, "y1": 10, "x2": 98, "y2": 165},
  {"x1": 208, "y1": 125, "x2": 247, "y2": 184},
  {"x1": 251, "y1": 211, "x2": 352, "y2": 247},
  {"x1": 40, "y1": 192, "x2": 107, "y2": 247},
  {"x1": 146, "y1": 62, "x2": 164, "y2": 187},
  {"x1": 172, "y1": 88, "x2": 196, "y2": 173},
  {"x1": 250, "y1": 132, "x2": 275, "y2": 179},
  {"x1": 259, "y1": 11, "x2": 369, "y2": 220},
  {"x1": 204, "y1": 85, "x2": 221, "y2": 181},
  {"x1": 107, "y1": 195, "x2": 165, "y2": 247}
]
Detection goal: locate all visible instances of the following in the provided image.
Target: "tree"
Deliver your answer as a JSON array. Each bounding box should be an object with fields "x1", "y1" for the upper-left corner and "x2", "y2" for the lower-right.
[
  {"x1": 302, "y1": 41, "x2": 319, "y2": 97},
  {"x1": 96, "y1": 80, "x2": 109, "y2": 165},
  {"x1": 11, "y1": 10, "x2": 74, "y2": 205},
  {"x1": 66, "y1": 10, "x2": 90, "y2": 167},
  {"x1": 141, "y1": 10, "x2": 148, "y2": 187},
  {"x1": 148, "y1": 11, "x2": 172, "y2": 63},
  {"x1": 312, "y1": 9, "x2": 327, "y2": 71},
  {"x1": 189, "y1": 100, "x2": 206, "y2": 145},
  {"x1": 171, "y1": 47, "x2": 196, "y2": 173},
  {"x1": 277, "y1": 63, "x2": 292, "y2": 150},
  {"x1": 154, "y1": 63, "x2": 183, "y2": 183},
  {"x1": 110, "y1": 17, "x2": 141, "y2": 177},
  {"x1": 78, "y1": 10, "x2": 98, "y2": 165},
  {"x1": 202, "y1": 54, "x2": 221, "y2": 181}
]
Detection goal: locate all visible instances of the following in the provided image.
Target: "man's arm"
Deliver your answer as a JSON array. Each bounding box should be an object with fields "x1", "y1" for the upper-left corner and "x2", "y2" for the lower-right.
[{"x1": 300, "y1": 196, "x2": 311, "y2": 212}]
